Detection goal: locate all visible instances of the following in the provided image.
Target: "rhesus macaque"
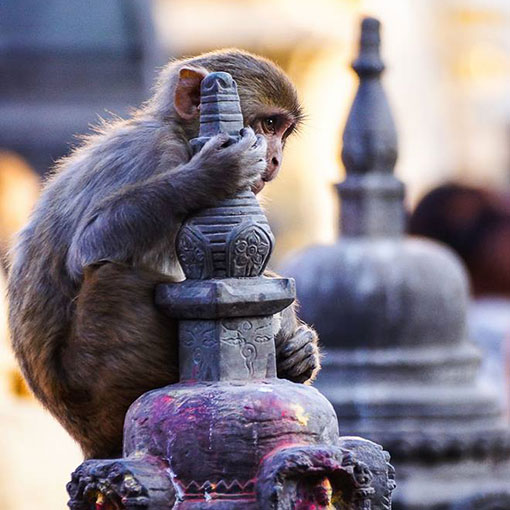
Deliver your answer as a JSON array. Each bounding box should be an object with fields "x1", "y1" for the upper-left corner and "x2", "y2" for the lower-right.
[{"x1": 8, "y1": 50, "x2": 320, "y2": 459}]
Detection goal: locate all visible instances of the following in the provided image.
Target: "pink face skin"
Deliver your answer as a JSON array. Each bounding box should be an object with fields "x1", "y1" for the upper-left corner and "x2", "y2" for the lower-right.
[{"x1": 250, "y1": 111, "x2": 296, "y2": 194}]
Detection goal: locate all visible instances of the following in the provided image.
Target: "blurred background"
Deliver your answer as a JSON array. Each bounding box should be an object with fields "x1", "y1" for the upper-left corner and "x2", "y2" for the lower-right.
[{"x1": 0, "y1": 0, "x2": 509, "y2": 508}]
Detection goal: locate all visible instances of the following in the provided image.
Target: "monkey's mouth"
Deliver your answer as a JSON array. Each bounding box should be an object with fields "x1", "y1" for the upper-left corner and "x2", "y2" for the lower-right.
[{"x1": 252, "y1": 178, "x2": 265, "y2": 194}]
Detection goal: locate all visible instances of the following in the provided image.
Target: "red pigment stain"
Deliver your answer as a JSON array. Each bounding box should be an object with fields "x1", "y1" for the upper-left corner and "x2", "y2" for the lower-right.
[{"x1": 279, "y1": 403, "x2": 309, "y2": 426}]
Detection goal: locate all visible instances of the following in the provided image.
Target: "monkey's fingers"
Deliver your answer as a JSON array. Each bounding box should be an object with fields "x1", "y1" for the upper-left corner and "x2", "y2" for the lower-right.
[
  {"x1": 201, "y1": 133, "x2": 231, "y2": 152},
  {"x1": 239, "y1": 127, "x2": 267, "y2": 151},
  {"x1": 239, "y1": 126, "x2": 256, "y2": 140},
  {"x1": 235, "y1": 127, "x2": 258, "y2": 151},
  {"x1": 238, "y1": 128, "x2": 267, "y2": 157},
  {"x1": 253, "y1": 134, "x2": 267, "y2": 152},
  {"x1": 277, "y1": 341, "x2": 318, "y2": 373},
  {"x1": 276, "y1": 325, "x2": 316, "y2": 357},
  {"x1": 278, "y1": 352, "x2": 319, "y2": 384}
]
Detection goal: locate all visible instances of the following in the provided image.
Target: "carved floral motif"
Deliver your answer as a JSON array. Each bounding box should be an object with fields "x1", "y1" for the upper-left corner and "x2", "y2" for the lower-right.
[
  {"x1": 177, "y1": 228, "x2": 209, "y2": 279},
  {"x1": 229, "y1": 225, "x2": 272, "y2": 277}
]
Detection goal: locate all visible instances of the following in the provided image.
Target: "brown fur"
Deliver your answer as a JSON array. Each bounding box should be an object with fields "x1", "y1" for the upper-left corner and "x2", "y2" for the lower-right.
[{"x1": 7, "y1": 49, "x2": 318, "y2": 459}]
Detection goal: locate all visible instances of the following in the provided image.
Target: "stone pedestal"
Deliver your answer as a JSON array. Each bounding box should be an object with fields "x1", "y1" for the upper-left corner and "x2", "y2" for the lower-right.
[
  {"x1": 283, "y1": 18, "x2": 510, "y2": 510},
  {"x1": 67, "y1": 71, "x2": 395, "y2": 509}
]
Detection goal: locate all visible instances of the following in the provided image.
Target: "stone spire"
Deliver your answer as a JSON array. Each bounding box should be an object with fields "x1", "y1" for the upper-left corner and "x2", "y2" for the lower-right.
[
  {"x1": 339, "y1": 17, "x2": 404, "y2": 238},
  {"x1": 282, "y1": 17, "x2": 510, "y2": 510},
  {"x1": 190, "y1": 71, "x2": 244, "y2": 154}
]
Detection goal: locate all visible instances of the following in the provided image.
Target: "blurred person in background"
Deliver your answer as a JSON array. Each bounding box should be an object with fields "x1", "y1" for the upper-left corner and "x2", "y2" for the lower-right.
[
  {"x1": 409, "y1": 183, "x2": 510, "y2": 297},
  {"x1": 409, "y1": 183, "x2": 510, "y2": 418}
]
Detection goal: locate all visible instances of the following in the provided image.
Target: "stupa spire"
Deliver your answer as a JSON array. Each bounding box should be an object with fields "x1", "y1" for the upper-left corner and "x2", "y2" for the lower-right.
[
  {"x1": 190, "y1": 71, "x2": 244, "y2": 154},
  {"x1": 339, "y1": 17, "x2": 404, "y2": 237}
]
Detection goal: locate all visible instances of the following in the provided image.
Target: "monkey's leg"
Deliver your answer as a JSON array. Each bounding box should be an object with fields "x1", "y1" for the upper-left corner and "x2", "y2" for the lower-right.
[{"x1": 64, "y1": 262, "x2": 179, "y2": 459}]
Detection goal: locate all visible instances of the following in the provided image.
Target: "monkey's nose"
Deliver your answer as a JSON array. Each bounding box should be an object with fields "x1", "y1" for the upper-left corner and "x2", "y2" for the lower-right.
[{"x1": 263, "y1": 156, "x2": 280, "y2": 182}]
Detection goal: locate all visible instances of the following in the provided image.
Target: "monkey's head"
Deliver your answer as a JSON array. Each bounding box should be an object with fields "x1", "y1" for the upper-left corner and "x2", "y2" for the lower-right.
[{"x1": 149, "y1": 49, "x2": 304, "y2": 192}]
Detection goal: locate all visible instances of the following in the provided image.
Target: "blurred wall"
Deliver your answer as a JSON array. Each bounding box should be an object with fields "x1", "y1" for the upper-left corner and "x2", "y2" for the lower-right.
[{"x1": 0, "y1": 0, "x2": 162, "y2": 176}]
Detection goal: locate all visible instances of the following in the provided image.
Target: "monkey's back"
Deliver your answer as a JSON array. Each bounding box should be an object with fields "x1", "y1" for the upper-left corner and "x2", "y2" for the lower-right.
[{"x1": 7, "y1": 116, "x2": 183, "y2": 453}]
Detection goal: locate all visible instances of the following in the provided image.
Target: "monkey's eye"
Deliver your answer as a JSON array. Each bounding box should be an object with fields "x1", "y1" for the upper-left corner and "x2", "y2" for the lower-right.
[{"x1": 262, "y1": 116, "x2": 277, "y2": 134}]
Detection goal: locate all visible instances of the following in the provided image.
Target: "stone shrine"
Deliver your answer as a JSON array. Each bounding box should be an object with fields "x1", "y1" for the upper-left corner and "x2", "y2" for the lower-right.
[
  {"x1": 283, "y1": 17, "x2": 510, "y2": 510},
  {"x1": 67, "y1": 71, "x2": 395, "y2": 509}
]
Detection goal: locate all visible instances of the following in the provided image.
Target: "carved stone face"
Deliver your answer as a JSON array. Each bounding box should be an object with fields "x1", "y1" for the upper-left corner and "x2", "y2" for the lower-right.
[{"x1": 295, "y1": 476, "x2": 335, "y2": 509}]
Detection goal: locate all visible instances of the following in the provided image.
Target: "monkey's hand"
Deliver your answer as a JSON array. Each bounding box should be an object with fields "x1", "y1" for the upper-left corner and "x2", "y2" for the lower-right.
[
  {"x1": 275, "y1": 321, "x2": 320, "y2": 384},
  {"x1": 190, "y1": 127, "x2": 267, "y2": 199}
]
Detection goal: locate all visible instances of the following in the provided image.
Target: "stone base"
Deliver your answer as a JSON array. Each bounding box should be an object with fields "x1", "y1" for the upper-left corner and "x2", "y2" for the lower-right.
[{"x1": 67, "y1": 437, "x2": 395, "y2": 510}]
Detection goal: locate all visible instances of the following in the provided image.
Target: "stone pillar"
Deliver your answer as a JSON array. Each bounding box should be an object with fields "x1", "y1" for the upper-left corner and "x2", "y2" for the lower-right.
[
  {"x1": 67, "y1": 71, "x2": 395, "y2": 509},
  {"x1": 282, "y1": 17, "x2": 510, "y2": 510}
]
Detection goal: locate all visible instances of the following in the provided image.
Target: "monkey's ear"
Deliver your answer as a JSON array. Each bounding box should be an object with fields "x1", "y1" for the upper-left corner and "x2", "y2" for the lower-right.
[{"x1": 174, "y1": 66, "x2": 208, "y2": 120}]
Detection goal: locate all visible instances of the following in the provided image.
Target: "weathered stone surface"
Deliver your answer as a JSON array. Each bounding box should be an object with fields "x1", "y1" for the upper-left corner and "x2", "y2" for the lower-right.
[
  {"x1": 176, "y1": 317, "x2": 277, "y2": 381},
  {"x1": 282, "y1": 17, "x2": 510, "y2": 509},
  {"x1": 156, "y1": 277, "x2": 295, "y2": 319}
]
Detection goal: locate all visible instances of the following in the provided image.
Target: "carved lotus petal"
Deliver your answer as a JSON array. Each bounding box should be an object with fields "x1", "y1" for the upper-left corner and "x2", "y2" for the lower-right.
[{"x1": 228, "y1": 224, "x2": 273, "y2": 277}]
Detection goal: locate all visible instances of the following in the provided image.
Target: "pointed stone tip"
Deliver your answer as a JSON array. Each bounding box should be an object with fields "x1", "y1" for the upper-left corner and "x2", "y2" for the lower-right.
[
  {"x1": 361, "y1": 16, "x2": 381, "y2": 35},
  {"x1": 193, "y1": 71, "x2": 244, "y2": 145},
  {"x1": 201, "y1": 71, "x2": 236, "y2": 93},
  {"x1": 353, "y1": 16, "x2": 384, "y2": 77},
  {"x1": 341, "y1": 15, "x2": 396, "y2": 176}
]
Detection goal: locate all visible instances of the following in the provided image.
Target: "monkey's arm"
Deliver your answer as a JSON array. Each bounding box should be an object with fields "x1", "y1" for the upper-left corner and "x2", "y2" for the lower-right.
[{"x1": 67, "y1": 130, "x2": 266, "y2": 281}]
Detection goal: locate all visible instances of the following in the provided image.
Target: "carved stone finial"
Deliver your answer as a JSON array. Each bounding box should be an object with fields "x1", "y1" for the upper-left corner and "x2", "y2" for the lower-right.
[
  {"x1": 190, "y1": 71, "x2": 244, "y2": 153},
  {"x1": 341, "y1": 17, "x2": 397, "y2": 176},
  {"x1": 178, "y1": 72, "x2": 274, "y2": 281},
  {"x1": 339, "y1": 17, "x2": 404, "y2": 237}
]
